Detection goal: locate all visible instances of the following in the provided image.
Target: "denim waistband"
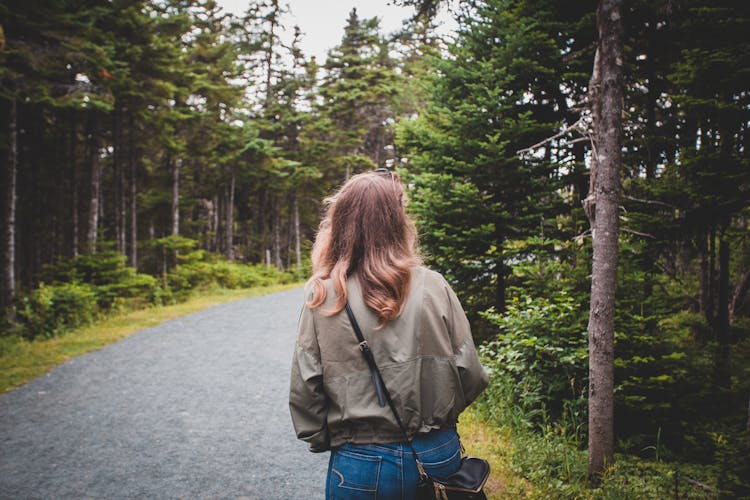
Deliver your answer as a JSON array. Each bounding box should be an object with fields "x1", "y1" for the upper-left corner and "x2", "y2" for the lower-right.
[{"x1": 339, "y1": 427, "x2": 458, "y2": 458}]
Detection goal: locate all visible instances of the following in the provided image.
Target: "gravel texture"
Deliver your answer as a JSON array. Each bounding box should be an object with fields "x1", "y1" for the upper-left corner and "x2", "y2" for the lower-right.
[{"x1": 0, "y1": 287, "x2": 328, "y2": 499}]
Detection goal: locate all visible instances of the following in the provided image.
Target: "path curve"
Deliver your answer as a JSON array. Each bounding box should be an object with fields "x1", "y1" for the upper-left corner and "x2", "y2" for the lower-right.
[{"x1": 0, "y1": 287, "x2": 327, "y2": 499}]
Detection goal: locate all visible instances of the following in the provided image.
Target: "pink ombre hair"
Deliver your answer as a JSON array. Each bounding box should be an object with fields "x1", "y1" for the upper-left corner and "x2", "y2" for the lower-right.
[{"x1": 307, "y1": 170, "x2": 421, "y2": 324}]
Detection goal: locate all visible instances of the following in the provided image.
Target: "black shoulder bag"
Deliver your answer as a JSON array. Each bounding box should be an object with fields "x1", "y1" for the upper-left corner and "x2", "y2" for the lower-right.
[{"x1": 344, "y1": 302, "x2": 490, "y2": 500}]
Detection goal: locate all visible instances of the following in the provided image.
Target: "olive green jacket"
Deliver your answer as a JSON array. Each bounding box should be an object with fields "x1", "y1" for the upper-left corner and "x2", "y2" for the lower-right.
[{"x1": 289, "y1": 266, "x2": 488, "y2": 452}]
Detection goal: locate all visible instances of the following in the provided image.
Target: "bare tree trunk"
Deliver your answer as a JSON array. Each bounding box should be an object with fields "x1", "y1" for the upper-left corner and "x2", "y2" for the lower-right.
[
  {"x1": 2, "y1": 98, "x2": 18, "y2": 310},
  {"x1": 128, "y1": 110, "x2": 137, "y2": 268},
  {"x1": 113, "y1": 100, "x2": 124, "y2": 254},
  {"x1": 118, "y1": 105, "x2": 127, "y2": 256},
  {"x1": 170, "y1": 156, "x2": 179, "y2": 236},
  {"x1": 730, "y1": 269, "x2": 750, "y2": 323},
  {"x1": 225, "y1": 167, "x2": 235, "y2": 261},
  {"x1": 264, "y1": 0, "x2": 279, "y2": 111},
  {"x1": 715, "y1": 237, "x2": 731, "y2": 388},
  {"x1": 708, "y1": 226, "x2": 716, "y2": 326},
  {"x1": 212, "y1": 193, "x2": 219, "y2": 253},
  {"x1": 586, "y1": 0, "x2": 624, "y2": 477},
  {"x1": 273, "y1": 205, "x2": 283, "y2": 269},
  {"x1": 86, "y1": 113, "x2": 101, "y2": 253},
  {"x1": 293, "y1": 193, "x2": 301, "y2": 269},
  {"x1": 70, "y1": 108, "x2": 79, "y2": 258}
]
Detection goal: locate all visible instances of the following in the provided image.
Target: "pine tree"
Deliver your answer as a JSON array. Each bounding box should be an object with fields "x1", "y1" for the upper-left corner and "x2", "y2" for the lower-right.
[
  {"x1": 321, "y1": 8, "x2": 402, "y2": 178},
  {"x1": 397, "y1": 0, "x2": 594, "y2": 323}
]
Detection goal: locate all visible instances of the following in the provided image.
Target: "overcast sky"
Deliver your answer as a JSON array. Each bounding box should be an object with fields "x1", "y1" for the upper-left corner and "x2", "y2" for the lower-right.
[{"x1": 216, "y1": 0, "x2": 456, "y2": 62}]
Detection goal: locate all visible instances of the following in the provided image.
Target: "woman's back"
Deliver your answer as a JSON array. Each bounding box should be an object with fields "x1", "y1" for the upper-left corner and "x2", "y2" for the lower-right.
[
  {"x1": 288, "y1": 170, "x2": 487, "y2": 498},
  {"x1": 291, "y1": 265, "x2": 487, "y2": 452}
]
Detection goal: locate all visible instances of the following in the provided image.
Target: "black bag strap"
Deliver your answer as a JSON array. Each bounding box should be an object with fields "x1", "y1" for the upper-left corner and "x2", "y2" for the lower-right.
[
  {"x1": 344, "y1": 302, "x2": 428, "y2": 476},
  {"x1": 344, "y1": 302, "x2": 388, "y2": 408}
]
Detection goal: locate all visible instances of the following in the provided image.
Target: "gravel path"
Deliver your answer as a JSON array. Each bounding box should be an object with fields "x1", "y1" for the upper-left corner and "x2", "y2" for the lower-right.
[{"x1": 0, "y1": 287, "x2": 328, "y2": 499}]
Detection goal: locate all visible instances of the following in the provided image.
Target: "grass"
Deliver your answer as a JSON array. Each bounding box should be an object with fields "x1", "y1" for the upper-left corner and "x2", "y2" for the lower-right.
[
  {"x1": 458, "y1": 404, "x2": 534, "y2": 499},
  {"x1": 0, "y1": 283, "x2": 301, "y2": 394}
]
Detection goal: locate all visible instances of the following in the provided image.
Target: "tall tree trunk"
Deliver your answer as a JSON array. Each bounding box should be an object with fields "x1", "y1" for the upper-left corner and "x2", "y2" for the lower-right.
[
  {"x1": 225, "y1": 167, "x2": 235, "y2": 261},
  {"x1": 70, "y1": 108, "x2": 79, "y2": 257},
  {"x1": 2, "y1": 97, "x2": 18, "y2": 310},
  {"x1": 212, "y1": 193, "x2": 219, "y2": 253},
  {"x1": 264, "y1": 0, "x2": 279, "y2": 111},
  {"x1": 644, "y1": 17, "x2": 657, "y2": 179},
  {"x1": 730, "y1": 269, "x2": 750, "y2": 323},
  {"x1": 698, "y1": 235, "x2": 710, "y2": 322},
  {"x1": 86, "y1": 113, "x2": 101, "y2": 253},
  {"x1": 293, "y1": 193, "x2": 301, "y2": 269},
  {"x1": 708, "y1": 226, "x2": 717, "y2": 326},
  {"x1": 170, "y1": 156, "x2": 179, "y2": 236},
  {"x1": 128, "y1": 110, "x2": 137, "y2": 268},
  {"x1": 273, "y1": 201, "x2": 282, "y2": 269},
  {"x1": 113, "y1": 99, "x2": 123, "y2": 254},
  {"x1": 715, "y1": 236, "x2": 731, "y2": 389},
  {"x1": 585, "y1": 0, "x2": 624, "y2": 477},
  {"x1": 118, "y1": 104, "x2": 127, "y2": 256}
]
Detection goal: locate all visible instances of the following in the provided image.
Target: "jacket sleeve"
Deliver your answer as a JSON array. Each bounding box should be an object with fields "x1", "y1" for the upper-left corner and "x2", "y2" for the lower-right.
[
  {"x1": 443, "y1": 280, "x2": 489, "y2": 407},
  {"x1": 289, "y1": 300, "x2": 330, "y2": 453}
]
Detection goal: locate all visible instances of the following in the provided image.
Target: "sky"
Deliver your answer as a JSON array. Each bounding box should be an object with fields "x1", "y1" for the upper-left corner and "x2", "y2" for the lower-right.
[{"x1": 216, "y1": 0, "x2": 457, "y2": 62}]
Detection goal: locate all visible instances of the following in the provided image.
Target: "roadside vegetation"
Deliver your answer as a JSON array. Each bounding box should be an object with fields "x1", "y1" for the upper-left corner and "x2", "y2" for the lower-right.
[{"x1": 0, "y1": 242, "x2": 303, "y2": 393}]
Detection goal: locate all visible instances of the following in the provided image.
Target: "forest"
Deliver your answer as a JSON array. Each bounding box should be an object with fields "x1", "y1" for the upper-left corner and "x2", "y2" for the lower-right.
[{"x1": 1, "y1": 0, "x2": 749, "y2": 497}]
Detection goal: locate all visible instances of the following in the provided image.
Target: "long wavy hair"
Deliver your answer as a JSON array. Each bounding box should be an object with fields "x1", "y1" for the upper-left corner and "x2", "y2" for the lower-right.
[{"x1": 307, "y1": 169, "x2": 421, "y2": 324}]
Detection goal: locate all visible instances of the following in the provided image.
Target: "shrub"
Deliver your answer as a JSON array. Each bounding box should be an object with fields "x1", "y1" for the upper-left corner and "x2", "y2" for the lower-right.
[
  {"x1": 167, "y1": 261, "x2": 292, "y2": 293},
  {"x1": 480, "y1": 292, "x2": 588, "y2": 427},
  {"x1": 15, "y1": 282, "x2": 99, "y2": 339},
  {"x1": 41, "y1": 248, "x2": 161, "y2": 309}
]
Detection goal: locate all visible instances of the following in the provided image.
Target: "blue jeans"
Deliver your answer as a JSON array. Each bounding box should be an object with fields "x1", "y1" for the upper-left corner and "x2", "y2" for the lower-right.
[{"x1": 325, "y1": 428, "x2": 461, "y2": 499}]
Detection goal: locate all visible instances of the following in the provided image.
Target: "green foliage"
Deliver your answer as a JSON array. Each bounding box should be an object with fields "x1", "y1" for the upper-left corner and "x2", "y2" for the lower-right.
[
  {"x1": 167, "y1": 260, "x2": 292, "y2": 297},
  {"x1": 481, "y1": 291, "x2": 588, "y2": 426},
  {"x1": 15, "y1": 283, "x2": 98, "y2": 340},
  {"x1": 398, "y1": 0, "x2": 594, "y2": 321},
  {"x1": 40, "y1": 247, "x2": 161, "y2": 309},
  {"x1": 474, "y1": 367, "x2": 720, "y2": 499},
  {"x1": 5, "y1": 244, "x2": 295, "y2": 339}
]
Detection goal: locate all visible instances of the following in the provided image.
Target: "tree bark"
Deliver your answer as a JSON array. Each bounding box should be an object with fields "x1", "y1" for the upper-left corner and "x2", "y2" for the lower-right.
[
  {"x1": 273, "y1": 204, "x2": 283, "y2": 269},
  {"x1": 128, "y1": 110, "x2": 137, "y2": 268},
  {"x1": 715, "y1": 237, "x2": 731, "y2": 389},
  {"x1": 225, "y1": 167, "x2": 235, "y2": 261},
  {"x1": 118, "y1": 103, "x2": 127, "y2": 256},
  {"x1": 86, "y1": 112, "x2": 101, "y2": 253},
  {"x1": 293, "y1": 193, "x2": 301, "y2": 269},
  {"x1": 2, "y1": 97, "x2": 18, "y2": 310},
  {"x1": 70, "y1": 108, "x2": 79, "y2": 258},
  {"x1": 170, "y1": 156, "x2": 179, "y2": 236},
  {"x1": 113, "y1": 99, "x2": 123, "y2": 254},
  {"x1": 211, "y1": 193, "x2": 219, "y2": 253},
  {"x1": 263, "y1": 0, "x2": 279, "y2": 111},
  {"x1": 586, "y1": 0, "x2": 624, "y2": 477},
  {"x1": 730, "y1": 269, "x2": 750, "y2": 323}
]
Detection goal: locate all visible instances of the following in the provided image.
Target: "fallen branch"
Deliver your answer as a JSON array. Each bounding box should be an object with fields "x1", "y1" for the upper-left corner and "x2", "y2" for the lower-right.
[
  {"x1": 686, "y1": 478, "x2": 717, "y2": 497},
  {"x1": 621, "y1": 227, "x2": 656, "y2": 239},
  {"x1": 572, "y1": 228, "x2": 591, "y2": 243},
  {"x1": 623, "y1": 195, "x2": 675, "y2": 208},
  {"x1": 517, "y1": 118, "x2": 584, "y2": 155}
]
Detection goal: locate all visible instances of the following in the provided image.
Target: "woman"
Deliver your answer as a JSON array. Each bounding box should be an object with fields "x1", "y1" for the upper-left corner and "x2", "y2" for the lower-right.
[{"x1": 289, "y1": 169, "x2": 488, "y2": 499}]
